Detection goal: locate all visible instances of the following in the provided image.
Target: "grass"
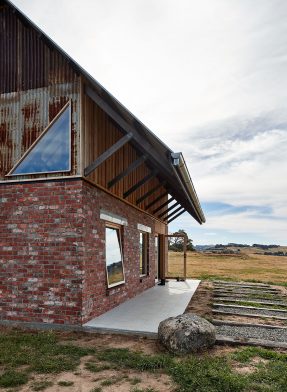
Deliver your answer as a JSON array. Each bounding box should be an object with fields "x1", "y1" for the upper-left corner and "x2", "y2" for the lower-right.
[
  {"x1": 0, "y1": 370, "x2": 29, "y2": 388},
  {"x1": 85, "y1": 361, "x2": 111, "y2": 372},
  {"x1": 57, "y1": 380, "x2": 74, "y2": 387},
  {"x1": 96, "y1": 348, "x2": 173, "y2": 372},
  {"x1": 0, "y1": 330, "x2": 94, "y2": 388},
  {"x1": 167, "y1": 249, "x2": 287, "y2": 284},
  {"x1": 1, "y1": 330, "x2": 287, "y2": 391},
  {"x1": 31, "y1": 380, "x2": 54, "y2": 391}
]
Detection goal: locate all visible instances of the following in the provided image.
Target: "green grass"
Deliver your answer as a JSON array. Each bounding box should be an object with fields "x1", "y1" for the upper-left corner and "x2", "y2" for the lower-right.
[
  {"x1": 231, "y1": 347, "x2": 287, "y2": 392},
  {"x1": 85, "y1": 361, "x2": 111, "y2": 373},
  {"x1": 31, "y1": 380, "x2": 54, "y2": 391},
  {"x1": 97, "y1": 348, "x2": 173, "y2": 372},
  {"x1": 2, "y1": 330, "x2": 287, "y2": 392},
  {"x1": 0, "y1": 330, "x2": 94, "y2": 387},
  {"x1": 89, "y1": 387, "x2": 102, "y2": 392},
  {"x1": 57, "y1": 380, "x2": 74, "y2": 387},
  {"x1": 232, "y1": 347, "x2": 287, "y2": 363},
  {"x1": 129, "y1": 376, "x2": 142, "y2": 385},
  {"x1": 0, "y1": 370, "x2": 29, "y2": 388}
]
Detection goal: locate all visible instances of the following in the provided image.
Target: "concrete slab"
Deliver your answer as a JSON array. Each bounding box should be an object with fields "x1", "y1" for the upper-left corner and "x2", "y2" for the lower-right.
[{"x1": 83, "y1": 279, "x2": 200, "y2": 336}]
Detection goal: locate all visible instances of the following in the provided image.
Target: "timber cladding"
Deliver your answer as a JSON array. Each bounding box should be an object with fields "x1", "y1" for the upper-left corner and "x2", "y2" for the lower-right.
[
  {"x1": 0, "y1": 179, "x2": 164, "y2": 324},
  {"x1": 82, "y1": 92, "x2": 168, "y2": 212}
]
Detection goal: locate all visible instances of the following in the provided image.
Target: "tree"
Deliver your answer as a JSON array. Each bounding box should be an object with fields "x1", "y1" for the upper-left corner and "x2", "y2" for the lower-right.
[{"x1": 168, "y1": 229, "x2": 195, "y2": 252}]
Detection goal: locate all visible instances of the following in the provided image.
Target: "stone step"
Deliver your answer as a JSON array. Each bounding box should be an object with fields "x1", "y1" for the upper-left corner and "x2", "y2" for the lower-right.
[
  {"x1": 213, "y1": 280, "x2": 271, "y2": 288},
  {"x1": 214, "y1": 289, "x2": 279, "y2": 295},
  {"x1": 213, "y1": 303, "x2": 287, "y2": 313},
  {"x1": 214, "y1": 286, "x2": 278, "y2": 292},
  {"x1": 212, "y1": 319, "x2": 287, "y2": 329},
  {"x1": 215, "y1": 298, "x2": 287, "y2": 308},
  {"x1": 213, "y1": 293, "x2": 285, "y2": 299},
  {"x1": 214, "y1": 284, "x2": 272, "y2": 290},
  {"x1": 216, "y1": 334, "x2": 287, "y2": 349},
  {"x1": 212, "y1": 309, "x2": 287, "y2": 321}
]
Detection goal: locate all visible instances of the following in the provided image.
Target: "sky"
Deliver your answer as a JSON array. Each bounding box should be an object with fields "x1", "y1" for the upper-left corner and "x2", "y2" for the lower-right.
[{"x1": 13, "y1": 0, "x2": 287, "y2": 245}]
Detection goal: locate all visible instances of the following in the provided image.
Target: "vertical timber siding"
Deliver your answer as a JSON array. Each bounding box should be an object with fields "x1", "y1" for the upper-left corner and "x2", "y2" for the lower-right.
[{"x1": 82, "y1": 92, "x2": 168, "y2": 212}]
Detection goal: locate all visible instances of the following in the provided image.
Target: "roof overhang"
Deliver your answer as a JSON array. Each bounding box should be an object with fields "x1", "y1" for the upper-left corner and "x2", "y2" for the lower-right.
[{"x1": 3, "y1": 0, "x2": 206, "y2": 225}]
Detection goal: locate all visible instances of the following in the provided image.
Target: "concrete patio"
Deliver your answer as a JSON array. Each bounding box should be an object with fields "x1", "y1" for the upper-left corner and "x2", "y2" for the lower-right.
[{"x1": 83, "y1": 279, "x2": 200, "y2": 337}]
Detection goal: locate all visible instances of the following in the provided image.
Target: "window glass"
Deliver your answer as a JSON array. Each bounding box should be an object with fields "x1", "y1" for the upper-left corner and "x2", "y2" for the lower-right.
[
  {"x1": 105, "y1": 226, "x2": 125, "y2": 287},
  {"x1": 10, "y1": 105, "x2": 71, "y2": 175}
]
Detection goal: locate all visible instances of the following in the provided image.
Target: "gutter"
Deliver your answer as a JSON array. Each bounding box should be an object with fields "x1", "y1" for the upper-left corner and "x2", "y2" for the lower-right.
[{"x1": 171, "y1": 152, "x2": 206, "y2": 224}]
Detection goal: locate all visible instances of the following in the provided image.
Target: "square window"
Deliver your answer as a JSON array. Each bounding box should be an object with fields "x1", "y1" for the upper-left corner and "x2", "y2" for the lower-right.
[{"x1": 105, "y1": 225, "x2": 125, "y2": 288}]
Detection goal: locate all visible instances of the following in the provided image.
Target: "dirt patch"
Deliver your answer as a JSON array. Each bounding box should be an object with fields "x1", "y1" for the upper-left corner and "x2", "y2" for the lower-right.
[
  {"x1": 59, "y1": 332, "x2": 164, "y2": 356},
  {"x1": 231, "y1": 356, "x2": 269, "y2": 375},
  {"x1": 185, "y1": 280, "x2": 213, "y2": 319}
]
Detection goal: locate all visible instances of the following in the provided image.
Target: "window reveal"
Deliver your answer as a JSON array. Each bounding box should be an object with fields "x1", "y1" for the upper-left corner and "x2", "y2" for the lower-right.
[
  {"x1": 105, "y1": 226, "x2": 125, "y2": 288},
  {"x1": 140, "y1": 231, "x2": 149, "y2": 275}
]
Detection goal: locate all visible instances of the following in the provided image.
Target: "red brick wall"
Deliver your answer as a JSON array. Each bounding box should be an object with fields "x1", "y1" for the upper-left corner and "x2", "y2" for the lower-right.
[
  {"x1": 0, "y1": 179, "x2": 162, "y2": 325},
  {"x1": 81, "y1": 180, "x2": 157, "y2": 323},
  {"x1": 0, "y1": 180, "x2": 84, "y2": 325}
]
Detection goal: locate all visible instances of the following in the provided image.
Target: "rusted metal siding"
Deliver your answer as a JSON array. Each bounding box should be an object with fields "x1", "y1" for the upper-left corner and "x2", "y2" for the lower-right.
[
  {"x1": 83, "y1": 92, "x2": 168, "y2": 213},
  {"x1": 0, "y1": 3, "x2": 81, "y2": 179}
]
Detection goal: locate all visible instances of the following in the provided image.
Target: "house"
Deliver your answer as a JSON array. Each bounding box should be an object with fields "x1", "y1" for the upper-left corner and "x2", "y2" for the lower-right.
[{"x1": 0, "y1": 0, "x2": 205, "y2": 328}]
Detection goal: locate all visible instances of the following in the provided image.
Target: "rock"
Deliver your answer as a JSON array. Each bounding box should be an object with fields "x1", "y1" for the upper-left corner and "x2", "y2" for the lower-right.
[{"x1": 158, "y1": 313, "x2": 216, "y2": 355}]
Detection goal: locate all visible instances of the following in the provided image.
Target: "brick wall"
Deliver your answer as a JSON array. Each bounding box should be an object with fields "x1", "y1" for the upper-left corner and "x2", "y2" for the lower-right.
[
  {"x1": 0, "y1": 179, "x2": 164, "y2": 325},
  {"x1": 81, "y1": 180, "x2": 157, "y2": 323},
  {"x1": 0, "y1": 180, "x2": 84, "y2": 325}
]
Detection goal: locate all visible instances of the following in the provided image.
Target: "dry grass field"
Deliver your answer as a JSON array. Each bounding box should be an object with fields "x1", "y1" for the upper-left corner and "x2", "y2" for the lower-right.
[{"x1": 167, "y1": 247, "x2": 287, "y2": 284}]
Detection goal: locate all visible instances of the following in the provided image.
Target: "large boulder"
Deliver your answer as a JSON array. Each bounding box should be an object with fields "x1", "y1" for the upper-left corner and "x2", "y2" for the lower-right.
[{"x1": 158, "y1": 313, "x2": 216, "y2": 355}]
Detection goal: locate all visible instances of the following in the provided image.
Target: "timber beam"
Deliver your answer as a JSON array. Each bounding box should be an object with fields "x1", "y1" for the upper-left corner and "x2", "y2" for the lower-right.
[
  {"x1": 108, "y1": 155, "x2": 147, "y2": 189},
  {"x1": 136, "y1": 182, "x2": 166, "y2": 205},
  {"x1": 152, "y1": 197, "x2": 175, "y2": 215},
  {"x1": 84, "y1": 133, "x2": 133, "y2": 177},
  {"x1": 123, "y1": 170, "x2": 158, "y2": 199},
  {"x1": 145, "y1": 191, "x2": 169, "y2": 210},
  {"x1": 167, "y1": 209, "x2": 186, "y2": 223},
  {"x1": 164, "y1": 205, "x2": 184, "y2": 222},
  {"x1": 158, "y1": 202, "x2": 180, "y2": 219}
]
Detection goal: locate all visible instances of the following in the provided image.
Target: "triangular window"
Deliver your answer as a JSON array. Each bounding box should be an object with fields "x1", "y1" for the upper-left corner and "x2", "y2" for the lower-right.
[{"x1": 8, "y1": 103, "x2": 71, "y2": 176}]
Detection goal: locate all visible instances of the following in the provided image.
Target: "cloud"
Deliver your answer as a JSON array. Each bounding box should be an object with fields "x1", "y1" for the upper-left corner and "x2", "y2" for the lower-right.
[{"x1": 12, "y1": 0, "x2": 287, "y2": 244}]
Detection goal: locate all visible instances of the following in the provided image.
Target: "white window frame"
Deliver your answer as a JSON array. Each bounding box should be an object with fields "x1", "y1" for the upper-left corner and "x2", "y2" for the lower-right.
[{"x1": 105, "y1": 223, "x2": 125, "y2": 288}]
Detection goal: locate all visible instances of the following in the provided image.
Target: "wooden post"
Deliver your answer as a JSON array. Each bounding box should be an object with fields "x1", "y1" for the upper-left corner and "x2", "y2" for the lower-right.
[
  {"x1": 158, "y1": 234, "x2": 166, "y2": 285},
  {"x1": 183, "y1": 234, "x2": 187, "y2": 281}
]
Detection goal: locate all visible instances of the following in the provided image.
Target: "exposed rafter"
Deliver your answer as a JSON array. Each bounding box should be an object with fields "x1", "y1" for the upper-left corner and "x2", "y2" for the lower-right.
[
  {"x1": 158, "y1": 202, "x2": 180, "y2": 219},
  {"x1": 84, "y1": 133, "x2": 133, "y2": 177},
  {"x1": 167, "y1": 209, "x2": 186, "y2": 224},
  {"x1": 108, "y1": 155, "x2": 147, "y2": 189},
  {"x1": 152, "y1": 197, "x2": 175, "y2": 215},
  {"x1": 136, "y1": 182, "x2": 166, "y2": 205},
  {"x1": 123, "y1": 170, "x2": 158, "y2": 199},
  {"x1": 164, "y1": 205, "x2": 184, "y2": 222},
  {"x1": 144, "y1": 191, "x2": 169, "y2": 210}
]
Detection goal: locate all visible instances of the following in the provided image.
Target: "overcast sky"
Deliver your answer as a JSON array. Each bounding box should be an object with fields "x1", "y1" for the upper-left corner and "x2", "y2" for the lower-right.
[{"x1": 13, "y1": 0, "x2": 287, "y2": 245}]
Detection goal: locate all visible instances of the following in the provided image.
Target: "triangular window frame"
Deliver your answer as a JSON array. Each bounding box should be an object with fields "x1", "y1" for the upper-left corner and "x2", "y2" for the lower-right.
[{"x1": 7, "y1": 102, "x2": 72, "y2": 177}]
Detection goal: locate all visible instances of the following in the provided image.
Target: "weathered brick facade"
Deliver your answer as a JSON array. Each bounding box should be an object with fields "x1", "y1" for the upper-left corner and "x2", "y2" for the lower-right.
[{"x1": 0, "y1": 179, "x2": 161, "y2": 325}]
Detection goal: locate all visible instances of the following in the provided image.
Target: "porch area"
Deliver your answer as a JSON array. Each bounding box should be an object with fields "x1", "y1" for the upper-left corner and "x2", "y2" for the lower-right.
[{"x1": 83, "y1": 279, "x2": 200, "y2": 337}]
